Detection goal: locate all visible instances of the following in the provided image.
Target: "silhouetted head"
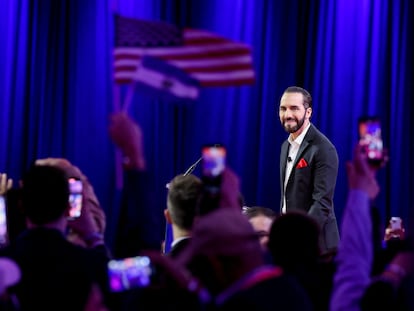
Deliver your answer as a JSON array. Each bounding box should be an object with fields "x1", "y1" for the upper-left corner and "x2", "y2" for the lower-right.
[
  {"x1": 243, "y1": 206, "x2": 277, "y2": 249},
  {"x1": 21, "y1": 164, "x2": 69, "y2": 225},
  {"x1": 177, "y1": 208, "x2": 263, "y2": 295},
  {"x1": 268, "y1": 211, "x2": 320, "y2": 269},
  {"x1": 166, "y1": 174, "x2": 203, "y2": 230}
]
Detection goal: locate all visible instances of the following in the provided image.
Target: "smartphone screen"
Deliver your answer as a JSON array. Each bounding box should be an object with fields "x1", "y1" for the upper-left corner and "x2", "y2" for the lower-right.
[
  {"x1": 199, "y1": 144, "x2": 227, "y2": 215},
  {"x1": 390, "y1": 217, "x2": 402, "y2": 230},
  {"x1": 0, "y1": 195, "x2": 7, "y2": 245},
  {"x1": 108, "y1": 256, "x2": 153, "y2": 292},
  {"x1": 68, "y1": 178, "x2": 83, "y2": 219},
  {"x1": 201, "y1": 144, "x2": 226, "y2": 178},
  {"x1": 358, "y1": 117, "x2": 384, "y2": 165}
]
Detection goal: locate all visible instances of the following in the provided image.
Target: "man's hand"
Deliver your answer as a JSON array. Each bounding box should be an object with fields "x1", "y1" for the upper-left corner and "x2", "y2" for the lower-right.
[
  {"x1": 67, "y1": 197, "x2": 105, "y2": 248},
  {"x1": 346, "y1": 144, "x2": 380, "y2": 200},
  {"x1": 219, "y1": 167, "x2": 242, "y2": 210},
  {"x1": 0, "y1": 173, "x2": 13, "y2": 196}
]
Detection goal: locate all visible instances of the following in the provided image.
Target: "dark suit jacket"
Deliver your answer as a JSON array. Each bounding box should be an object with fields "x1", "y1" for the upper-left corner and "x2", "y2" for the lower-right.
[
  {"x1": 168, "y1": 237, "x2": 191, "y2": 259},
  {"x1": 280, "y1": 124, "x2": 340, "y2": 255}
]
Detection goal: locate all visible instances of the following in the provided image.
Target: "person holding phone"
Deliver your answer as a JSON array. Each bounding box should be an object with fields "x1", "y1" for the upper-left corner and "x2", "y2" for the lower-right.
[
  {"x1": 0, "y1": 165, "x2": 111, "y2": 311},
  {"x1": 34, "y1": 158, "x2": 106, "y2": 249},
  {"x1": 0, "y1": 173, "x2": 13, "y2": 246},
  {"x1": 278, "y1": 86, "x2": 339, "y2": 259}
]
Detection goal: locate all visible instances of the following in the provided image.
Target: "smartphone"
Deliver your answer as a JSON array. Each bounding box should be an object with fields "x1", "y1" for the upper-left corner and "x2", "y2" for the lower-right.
[
  {"x1": 199, "y1": 145, "x2": 226, "y2": 214},
  {"x1": 390, "y1": 217, "x2": 402, "y2": 230},
  {"x1": 0, "y1": 196, "x2": 7, "y2": 245},
  {"x1": 358, "y1": 116, "x2": 384, "y2": 166},
  {"x1": 201, "y1": 144, "x2": 226, "y2": 178},
  {"x1": 68, "y1": 178, "x2": 83, "y2": 219},
  {"x1": 108, "y1": 256, "x2": 153, "y2": 292}
]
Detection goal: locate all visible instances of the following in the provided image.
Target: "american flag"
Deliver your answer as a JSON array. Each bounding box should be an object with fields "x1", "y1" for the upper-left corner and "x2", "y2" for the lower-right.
[{"x1": 113, "y1": 14, "x2": 255, "y2": 87}]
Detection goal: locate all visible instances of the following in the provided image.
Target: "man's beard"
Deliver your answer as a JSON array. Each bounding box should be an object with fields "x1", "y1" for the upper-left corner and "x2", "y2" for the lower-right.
[{"x1": 282, "y1": 114, "x2": 306, "y2": 133}]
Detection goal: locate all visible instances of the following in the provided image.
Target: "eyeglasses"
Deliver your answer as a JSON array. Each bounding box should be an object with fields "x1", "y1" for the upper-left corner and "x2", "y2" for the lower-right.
[
  {"x1": 241, "y1": 206, "x2": 251, "y2": 214},
  {"x1": 255, "y1": 230, "x2": 269, "y2": 239}
]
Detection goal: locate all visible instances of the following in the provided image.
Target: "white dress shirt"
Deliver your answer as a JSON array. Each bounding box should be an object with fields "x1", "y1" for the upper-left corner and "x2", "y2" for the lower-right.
[{"x1": 282, "y1": 123, "x2": 311, "y2": 213}]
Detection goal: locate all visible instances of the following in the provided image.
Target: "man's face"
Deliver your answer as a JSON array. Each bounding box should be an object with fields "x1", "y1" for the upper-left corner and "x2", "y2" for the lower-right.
[
  {"x1": 248, "y1": 215, "x2": 273, "y2": 249},
  {"x1": 279, "y1": 92, "x2": 311, "y2": 134}
]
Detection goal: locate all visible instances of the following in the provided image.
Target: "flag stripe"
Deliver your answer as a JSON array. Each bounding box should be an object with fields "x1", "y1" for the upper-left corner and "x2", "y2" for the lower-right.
[
  {"x1": 114, "y1": 43, "x2": 252, "y2": 59},
  {"x1": 115, "y1": 55, "x2": 252, "y2": 68},
  {"x1": 113, "y1": 15, "x2": 255, "y2": 87},
  {"x1": 113, "y1": 78, "x2": 255, "y2": 87},
  {"x1": 115, "y1": 69, "x2": 254, "y2": 80},
  {"x1": 115, "y1": 68, "x2": 254, "y2": 87},
  {"x1": 200, "y1": 78, "x2": 256, "y2": 87},
  {"x1": 115, "y1": 63, "x2": 254, "y2": 74},
  {"x1": 176, "y1": 63, "x2": 254, "y2": 73},
  {"x1": 113, "y1": 78, "x2": 255, "y2": 88}
]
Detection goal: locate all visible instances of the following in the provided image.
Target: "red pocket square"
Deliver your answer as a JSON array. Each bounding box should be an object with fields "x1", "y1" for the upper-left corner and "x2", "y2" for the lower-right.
[{"x1": 296, "y1": 158, "x2": 308, "y2": 169}]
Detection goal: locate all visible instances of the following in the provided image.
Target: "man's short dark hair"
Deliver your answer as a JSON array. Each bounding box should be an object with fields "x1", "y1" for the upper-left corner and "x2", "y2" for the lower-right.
[
  {"x1": 268, "y1": 211, "x2": 320, "y2": 266},
  {"x1": 243, "y1": 206, "x2": 277, "y2": 220},
  {"x1": 167, "y1": 174, "x2": 202, "y2": 230},
  {"x1": 283, "y1": 86, "x2": 313, "y2": 109},
  {"x1": 22, "y1": 165, "x2": 69, "y2": 225}
]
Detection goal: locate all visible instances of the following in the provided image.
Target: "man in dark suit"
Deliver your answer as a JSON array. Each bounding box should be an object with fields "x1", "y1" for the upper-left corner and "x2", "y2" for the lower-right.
[
  {"x1": 279, "y1": 86, "x2": 339, "y2": 257},
  {"x1": 164, "y1": 173, "x2": 203, "y2": 258}
]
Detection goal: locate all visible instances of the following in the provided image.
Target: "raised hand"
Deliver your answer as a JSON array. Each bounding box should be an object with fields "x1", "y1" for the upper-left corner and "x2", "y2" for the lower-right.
[
  {"x1": 108, "y1": 112, "x2": 146, "y2": 170},
  {"x1": 0, "y1": 173, "x2": 13, "y2": 196}
]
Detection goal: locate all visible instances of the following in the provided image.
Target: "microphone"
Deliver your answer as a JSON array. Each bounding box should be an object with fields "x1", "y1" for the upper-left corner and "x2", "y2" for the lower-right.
[
  {"x1": 183, "y1": 157, "x2": 203, "y2": 176},
  {"x1": 166, "y1": 156, "x2": 202, "y2": 189},
  {"x1": 287, "y1": 156, "x2": 292, "y2": 162}
]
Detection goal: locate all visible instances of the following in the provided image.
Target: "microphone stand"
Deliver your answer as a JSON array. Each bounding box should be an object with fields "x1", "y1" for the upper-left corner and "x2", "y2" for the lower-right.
[{"x1": 183, "y1": 157, "x2": 202, "y2": 176}]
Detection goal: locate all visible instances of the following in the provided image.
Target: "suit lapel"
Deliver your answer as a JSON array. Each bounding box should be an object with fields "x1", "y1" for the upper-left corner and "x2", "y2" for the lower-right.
[
  {"x1": 280, "y1": 140, "x2": 290, "y2": 185},
  {"x1": 294, "y1": 124, "x2": 315, "y2": 166}
]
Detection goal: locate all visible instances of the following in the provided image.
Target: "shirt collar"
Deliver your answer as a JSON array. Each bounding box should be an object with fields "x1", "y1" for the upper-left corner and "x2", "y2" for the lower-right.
[
  {"x1": 171, "y1": 236, "x2": 190, "y2": 248},
  {"x1": 288, "y1": 122, "x2": 311, "y2": 146}
]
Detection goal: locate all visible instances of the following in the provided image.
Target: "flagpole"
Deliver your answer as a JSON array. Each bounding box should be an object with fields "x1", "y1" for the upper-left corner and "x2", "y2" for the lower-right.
[
  {"x1": 122, "y1": 55, "x2": 142, "y2": 112},
  {"x1": 111, "y1": 0, "x2": 123, "y2": 190},
  {"x1": 113, "y1": 84, "x2": 124, "y2": 190},
  {"x1": 122, "y1": 83, "x2": 136, "y2": 112}
]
